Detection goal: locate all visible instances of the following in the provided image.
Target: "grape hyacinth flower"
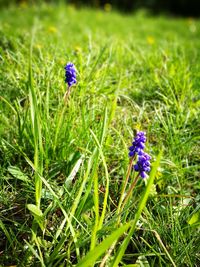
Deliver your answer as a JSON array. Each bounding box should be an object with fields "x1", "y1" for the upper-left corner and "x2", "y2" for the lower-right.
[
  {"x1": 64, "y1": 62, "x2": 77, "y2": 102},
  {"x1": 118, "y1": 131, "x2": 151, "y2": 221},
  {"x1": 134, "y1": 151, "x2": 151, "y2": 178},
  {"x1": 64, "y1": 62, "x2": 77, "y2": 87},
  {"x1": 129, "y1": 131, "x2": 146, "y2": 157}
]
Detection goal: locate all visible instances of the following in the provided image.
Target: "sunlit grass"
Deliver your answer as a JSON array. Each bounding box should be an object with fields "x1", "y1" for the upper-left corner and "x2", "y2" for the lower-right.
[{"x1": 0, "y1": 3, "x2": 200, "y2": 266}]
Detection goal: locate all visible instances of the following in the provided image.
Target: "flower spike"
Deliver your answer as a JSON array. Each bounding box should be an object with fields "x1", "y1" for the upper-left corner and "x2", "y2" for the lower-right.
[
  {"x1": 64, "y1": 62, "x2": 77, "y2": 87},
  {"x1": 129, "y1": 131, "x2": 146, "y2": 157}
]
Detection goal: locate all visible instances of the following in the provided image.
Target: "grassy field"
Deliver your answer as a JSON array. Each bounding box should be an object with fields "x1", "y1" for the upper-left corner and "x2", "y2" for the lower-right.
[{"x1": 0, "y1": 2, "x2": 200, "y2": 266}]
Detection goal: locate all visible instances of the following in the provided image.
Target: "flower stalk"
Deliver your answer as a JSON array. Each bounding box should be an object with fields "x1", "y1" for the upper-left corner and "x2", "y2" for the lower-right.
[{"x1": 100, "y1": 131, "x2": 151, "y2": 267}]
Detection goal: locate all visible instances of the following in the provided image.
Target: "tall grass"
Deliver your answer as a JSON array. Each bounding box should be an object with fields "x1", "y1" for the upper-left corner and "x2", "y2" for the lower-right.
[{"x1": 0, "y1": 3, "x2": 200, "y2": 266}]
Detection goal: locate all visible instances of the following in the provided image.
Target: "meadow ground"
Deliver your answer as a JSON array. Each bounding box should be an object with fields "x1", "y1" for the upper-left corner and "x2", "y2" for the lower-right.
[{"x1": 0, "y1": 2, "x2": 200, "y2": 266}]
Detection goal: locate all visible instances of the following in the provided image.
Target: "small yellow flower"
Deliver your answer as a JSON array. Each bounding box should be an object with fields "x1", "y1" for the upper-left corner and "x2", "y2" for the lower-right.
[
  {"x1": 48, "y1": 26, "x2": 57, "y2": 33},
  {"x1": 19, "y1": 1, "x2": 27, "y2": 9},
  {"x1": 68, "y1": 4, "x2": 76, "y2": 11},
  {"x1": 187, "y1": 17, "x2": 194, "y2": 25},
  {"x1": 147, "y1": 36, "x2": 155, "y2": 45},
  {"x1": 59, "y1": 59, "x2": 65, "y2": 65},
  {"x1": 74, "y1": 46, "x2": 82, "y2": 53},
  {"x1": 104, "y1": 3, "x2": 112, "y2": 12},
  {"x1": 35, "y1": 43, "x2": 42, "y2": 49}
]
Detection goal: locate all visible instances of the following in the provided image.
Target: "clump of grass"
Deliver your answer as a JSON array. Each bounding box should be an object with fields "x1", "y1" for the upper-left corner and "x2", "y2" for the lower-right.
[{"x1": 0, "y1": 3, "x2": 200, "y2": 266}]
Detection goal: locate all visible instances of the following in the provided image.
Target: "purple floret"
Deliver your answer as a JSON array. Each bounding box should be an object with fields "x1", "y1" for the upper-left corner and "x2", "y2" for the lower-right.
[
  {"x1": 128, "y1": 131, "x2": 147, "y2": 157},
  {"x1": 64, "y1": 62, "x2": 77, "y2": 87},
  {"x1": 134, "y1": 152, "x2": 151, "y2": 178}
]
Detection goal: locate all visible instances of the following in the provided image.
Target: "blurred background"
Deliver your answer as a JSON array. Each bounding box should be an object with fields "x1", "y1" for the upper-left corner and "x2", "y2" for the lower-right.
[{"x1": 0, "y1": 0, "x2": 200, "y2": 17}]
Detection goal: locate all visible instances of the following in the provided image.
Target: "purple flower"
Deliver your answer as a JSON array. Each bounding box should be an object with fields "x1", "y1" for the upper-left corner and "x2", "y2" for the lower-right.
[
  {"x1": 129, "y1": 131, "x2": 146, "y2": 157},
  {"x1": 134, "y1": 151, "x2": 151, "y2": 178},
  {"x1": 64, "y1": 62, "x2": 77, "y2": 87}
]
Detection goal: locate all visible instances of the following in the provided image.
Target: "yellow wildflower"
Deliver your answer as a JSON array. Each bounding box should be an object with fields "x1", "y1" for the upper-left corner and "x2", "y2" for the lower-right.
[{"x1": 147, "y1": 36, "x2": 155, "y2": 45}]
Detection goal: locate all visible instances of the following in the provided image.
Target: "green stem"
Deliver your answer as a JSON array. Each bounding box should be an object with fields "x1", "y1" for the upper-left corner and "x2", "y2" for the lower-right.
[
  {"x1": 120, "y1": 173, "x2": 140, "y2": 213},
  {"x1": 117, "y1": 156, "x2": 135, "y2": 215},
  {"x1": 90, "y1": 171, "x2": 99, "y2": 250},
  {"x1": 100, "y1": 157, "x2": 136, "y2": 267},
  {"x1": 64, "y1": 85, "x2": 71, "y2": 103}
]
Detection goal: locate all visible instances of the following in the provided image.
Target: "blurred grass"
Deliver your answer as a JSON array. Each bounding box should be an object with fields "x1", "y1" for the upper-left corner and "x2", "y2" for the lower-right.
[{"x1": 0, "y1": 2, "x2": 200, "y2": 266}]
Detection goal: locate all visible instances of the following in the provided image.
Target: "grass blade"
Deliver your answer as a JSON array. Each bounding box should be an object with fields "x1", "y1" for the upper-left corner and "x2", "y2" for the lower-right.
[
  {"x1": 77, "y1": 222, "x2": 131, "y2": 267},
  {"x1": 112, "y1": 151, "x2": 162, "y2": 267}
]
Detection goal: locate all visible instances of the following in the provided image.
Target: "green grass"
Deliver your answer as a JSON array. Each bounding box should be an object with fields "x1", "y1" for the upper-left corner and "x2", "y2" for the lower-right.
[{"x1": 0, "y1": 2, "x2": 200, "y2": 266}]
